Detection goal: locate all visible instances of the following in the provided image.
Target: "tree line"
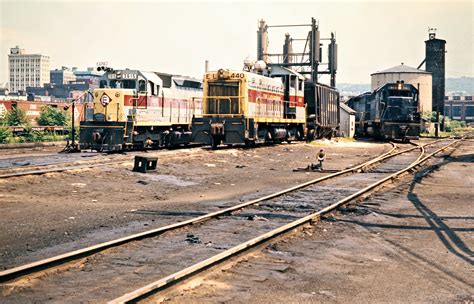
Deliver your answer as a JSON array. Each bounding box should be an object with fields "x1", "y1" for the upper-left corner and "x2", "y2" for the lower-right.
[{"x1": 0, "y1": 106, "x2": 69, "y2": 144}]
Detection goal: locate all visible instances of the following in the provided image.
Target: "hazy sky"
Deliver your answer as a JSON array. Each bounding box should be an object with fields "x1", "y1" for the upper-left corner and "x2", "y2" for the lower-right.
[{"x1": 0, "y1": 0, "x2": 472, "y2": 86}]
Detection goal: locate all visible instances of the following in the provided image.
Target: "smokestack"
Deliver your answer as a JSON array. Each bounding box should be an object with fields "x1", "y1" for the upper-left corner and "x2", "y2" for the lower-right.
[
  {"x1": 283, "y1": 33, "x2": 293, "y2": 64},
  {"x1": 205, "y1": 60, "x2": 209, "y2": 73},
  {"x1": 425, "y1": 28, "x2": 446, "y2": 114},
  {"x1": 257, "y1": 19, "x2": 268, "y2": 62}
]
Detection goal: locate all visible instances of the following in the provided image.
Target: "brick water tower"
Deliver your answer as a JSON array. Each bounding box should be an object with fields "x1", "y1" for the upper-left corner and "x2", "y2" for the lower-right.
[{"x1": 425, "y1": 28, "x2": 446, "y2": 115}]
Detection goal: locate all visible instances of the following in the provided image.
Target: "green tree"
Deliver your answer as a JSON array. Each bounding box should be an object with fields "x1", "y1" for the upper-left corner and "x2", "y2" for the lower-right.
[
  {"x1": 0, "y1": 126, "x2": 12, "y2": 144},
  {"x1": 445, "y1": 118, "x2": 466, "y2": 132},
  {"x1": 0, "y1": 126, "x2": 13, "y2": 144},
  {"x1": 421, "y1": 111, "x2": 436, "y2": 122},
  {"x1": 0, "y1": 112, "x2": 6, "y2": 126},
  {"x1": 5, "y1": 107, "x2": 28, "y2": 126},
  {"x1": 37, "y1": 106, "x2": 68, "y2": 126}
]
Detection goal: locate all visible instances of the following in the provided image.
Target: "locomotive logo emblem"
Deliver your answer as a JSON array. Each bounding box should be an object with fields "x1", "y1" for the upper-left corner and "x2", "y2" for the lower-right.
[{"x1": 100, "y1": 93, "x2": 111, "y2": 107}]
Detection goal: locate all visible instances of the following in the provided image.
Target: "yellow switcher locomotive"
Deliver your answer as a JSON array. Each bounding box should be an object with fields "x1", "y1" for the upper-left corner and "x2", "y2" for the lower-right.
[{"x1": 192, "y1": 66, "x2": 307, "y2": 148}]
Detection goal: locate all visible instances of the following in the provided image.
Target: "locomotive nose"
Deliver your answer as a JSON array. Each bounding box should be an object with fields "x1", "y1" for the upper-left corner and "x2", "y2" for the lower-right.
[{"x1": 92, "y1": 132, "x2": 102, "y2": 142}]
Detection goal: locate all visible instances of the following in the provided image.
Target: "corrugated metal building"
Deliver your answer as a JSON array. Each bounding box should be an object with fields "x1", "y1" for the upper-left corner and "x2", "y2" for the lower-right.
[{"x1": 371, "y1": 64, "x2": 432, "y2": 113}]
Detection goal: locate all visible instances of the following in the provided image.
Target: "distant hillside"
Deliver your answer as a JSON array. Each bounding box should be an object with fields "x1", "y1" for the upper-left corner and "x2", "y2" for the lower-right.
[
  {"x1": 338, "y1": 77, "x2": 473, "y2": 95},
  {"x1": 446, "y1": 77, "x2": 474, "y2": 95},
  {"x1": 337, "y1": 83, "x2": 370, "y2": 93}
]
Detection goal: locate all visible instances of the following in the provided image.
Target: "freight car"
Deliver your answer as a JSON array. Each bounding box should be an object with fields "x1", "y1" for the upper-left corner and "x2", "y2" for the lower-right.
[
  {"x1": 191, "y1": 62, "x2": 339, "y2": 147},
  {"x1": 79, "y1": 69, "x2": 202, "y2": 151},
  {"x1": 347, "y1": 81, "x2": 421, "y2": 140},
  {"x1": 304, "y1": 81, "x2": 340, "y2": 139}
]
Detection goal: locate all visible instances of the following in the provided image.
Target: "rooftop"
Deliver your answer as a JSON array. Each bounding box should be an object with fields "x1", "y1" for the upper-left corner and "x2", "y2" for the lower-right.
[
  {"x1": 371, "y1": 64, "x2": 431, "y2": 75},
  {"x1": 340, "y1": 102, "x2": 356, "y2": 114}
]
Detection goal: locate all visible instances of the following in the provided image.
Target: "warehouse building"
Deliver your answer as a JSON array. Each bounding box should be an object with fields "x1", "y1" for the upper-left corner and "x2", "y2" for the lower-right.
[{"x1": 444, "y1": 95, "x2": 474, "y2": 123}]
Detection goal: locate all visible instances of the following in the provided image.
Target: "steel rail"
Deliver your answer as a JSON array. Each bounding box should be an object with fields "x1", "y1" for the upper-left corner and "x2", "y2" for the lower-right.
[
  {"x1": 360, "y1": 138, "x2": 442, "y2": 171},
  {"x1": 0, "y1": 145, "x2": 204, "y2": 178},
  {"x1": 0, "y1": 160, "x2": 128, "y2": 178},
  {"x1": 0, "y1": 143, "x2": 397, "y2": 282},
  {"x1": 109, "y1": 138, "x2": 464, "y2": 304},
  {"x1": 0, "y1": 137, "x2": 438, "y2": 179}
]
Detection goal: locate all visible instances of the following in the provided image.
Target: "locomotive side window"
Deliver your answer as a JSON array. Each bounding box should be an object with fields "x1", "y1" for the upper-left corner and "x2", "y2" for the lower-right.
[
  {"x1": 139, "y1": 80, "x2": 146, "y2": 92},
  {"x1": 290, "y1": 76, "x2": 296, "y2": 89},
  {"x1": 148, "y1": 81, "x2": 157, "y2": 96}
]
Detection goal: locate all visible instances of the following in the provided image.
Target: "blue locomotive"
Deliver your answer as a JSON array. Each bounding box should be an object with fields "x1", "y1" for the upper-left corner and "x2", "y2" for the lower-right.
[{"x1": 347, "y1": 81, "x2": 420, "y2": 140}]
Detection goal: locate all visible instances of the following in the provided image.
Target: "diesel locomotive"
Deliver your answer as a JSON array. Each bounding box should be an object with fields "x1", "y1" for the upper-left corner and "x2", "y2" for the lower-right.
[
  {"x1": 191, "y1": 62, "x2": 339, "y2": 147},
  {"x1": 79, "y1": 69, "x2": 202, "y2": 151},
  {"x1": 347, "y1": 81, "x2": 421, "y2": 140}
]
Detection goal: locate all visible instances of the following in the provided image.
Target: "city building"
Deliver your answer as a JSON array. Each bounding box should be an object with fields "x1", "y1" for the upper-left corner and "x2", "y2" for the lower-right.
[
  {"x1": 444, "y1": 95, "x2": 474, "y2": 123},
  {"x1": 27, "y1": 82, "x2": 90, "y2": 100},
  {"x1": 371, "y1": 64, "x2": 432, "y2": 113},
  {"x1": 73, "y1": 67, "x2": 103, "y2": 89},
  {"x1": 8, "y1": 46, "x2": 50, "y2": 93},
  {"x1": 50, "y1": 67, "x2": 76, "y2": 85},
  {"x1": 25, "y1": 67, "x2": 103, "y2": 100}
]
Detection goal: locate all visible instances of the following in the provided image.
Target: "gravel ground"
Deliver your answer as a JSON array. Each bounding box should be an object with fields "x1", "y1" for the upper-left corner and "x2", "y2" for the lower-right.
[
  {"x1": 156, "y1": 139, "x2": 473, "y2": 303},
  {"x1": 0, "y1": 140, "x2": 390, "y2": 269},
  {"x1": 3, "y1": 139, "x2": 469, "y2": 303}
]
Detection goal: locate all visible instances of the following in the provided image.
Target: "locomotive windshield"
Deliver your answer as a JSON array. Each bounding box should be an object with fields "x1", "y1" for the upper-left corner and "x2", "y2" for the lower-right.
[
  {"x1": 384, "y1": 97, "x2": 418, "y2": 121},
  {"x1": 100, "y1": 80, "x2": 136, "y2": 89},
  {"x1": 387, "y1": 89, "x2": 415, "y2": 97},
  {"x1": 207, "y1": 81, "x2": 240, "y2": 115}
]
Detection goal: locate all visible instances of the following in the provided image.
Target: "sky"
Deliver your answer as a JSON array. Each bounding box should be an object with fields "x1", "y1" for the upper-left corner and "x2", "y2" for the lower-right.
[{"x1": 0, "y1": 0, "x2": 472, "y2": 87}]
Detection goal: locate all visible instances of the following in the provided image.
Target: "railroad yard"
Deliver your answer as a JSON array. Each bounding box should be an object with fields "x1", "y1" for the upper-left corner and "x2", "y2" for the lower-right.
[
  {"x1": 1, "y1": 1, "x2": 473, "y2": 302},
  {"x1": 0, "y1": 137, "x2": 472, "y2": 303}
]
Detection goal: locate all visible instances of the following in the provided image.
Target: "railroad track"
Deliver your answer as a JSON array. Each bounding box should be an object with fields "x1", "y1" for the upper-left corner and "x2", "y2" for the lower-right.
[
  {"x1": 0, "y1": 146, "x2": 208, "y2": 179},
  {"x1": 0, "y1": 138, "x2": 465, "y2": 303},
  {"x1": 0, "y1": 137, "x2": 451, "y2": 179}
]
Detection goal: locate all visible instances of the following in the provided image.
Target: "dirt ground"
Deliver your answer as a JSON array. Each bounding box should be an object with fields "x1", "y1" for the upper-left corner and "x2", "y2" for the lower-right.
[
  {"x1": 157, "y1": 140, "x2": 474, "y2": 303},
  {"x1": 1, "y1": 139, "x2": 471, "y2": 303},
  {"x1": 0, "y1": 140, "x2": 389, "y2": 269}
]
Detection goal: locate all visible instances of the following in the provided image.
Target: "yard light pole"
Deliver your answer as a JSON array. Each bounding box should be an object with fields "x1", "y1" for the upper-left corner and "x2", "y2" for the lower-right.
[{"x1": 61, "y1": 90, "x2": 93, "y2": 153}]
